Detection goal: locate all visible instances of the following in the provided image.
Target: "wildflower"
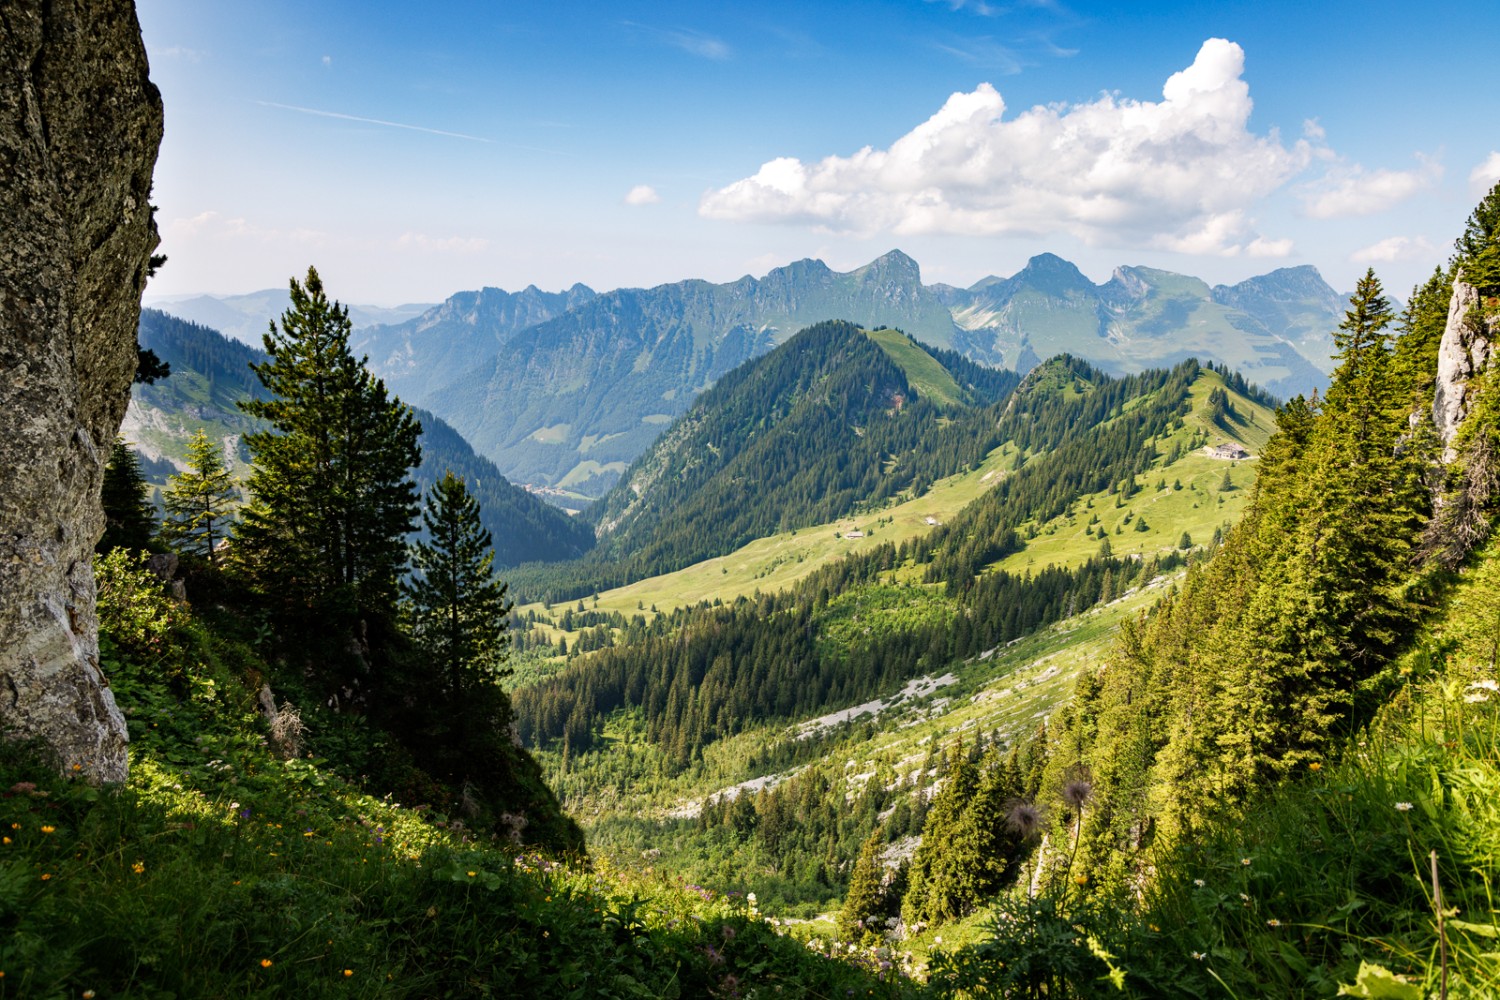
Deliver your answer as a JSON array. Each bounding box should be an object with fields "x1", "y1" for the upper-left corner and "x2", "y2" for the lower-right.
[
  {"x1": 1471, "y1": 679, "x2": 1499, "y2": 691},
  {"x1": 467, "y1": 871, "x2": 476, "y2": 877},
  {"x1": 72, "y1": 764, "x2": 82, "y2": 772},
  {"x1": 2, "y1": 838, "x2": 9, "y2": 845},
  {"x1": 1240, "y1": 857, "x2": 1252, "y2": 866},
  {"x1": 1062, "y1": 779, "x2": 1094, "y2": 810},
  {"x1": 83, "y1": 991, "x2": 95, "y2": 999},
  {"x1": 40, "y1": 825, "x2": 55, "y2": 834},
  {"x1": 344, "y1": 970, "x2": 353, "y2": 977},
  {"x1": 40, "y1": 873, "x2": 51, "y2": 881},
  {"x1": 1193, "y1": 879, "x2": 1205, "y2": 887},
  {"x1": 1074, "y1": 874, "x2": 1088, "y2": 885},
  {"x1": 1005, "y1": 801, "x2": 1043, "y2": 840},
  {"x1": 1308, "y1": 762, "x2": 1322, "y2": 771},
  {"x1": 1395, "y1": 802, "x2": 1414, "y2": 812},
  {"x1": 260, "y1": 959, "x2": 273, "y2": 968},
  {"x1": 1191, "y1": 951, "x2": 1205, "y2": 961},
  {"x1": 1266, "y1": 919, "x2": 1281, "y2": 928},
  {"x1": 132, "y1": 861, "x2": 145, "y2": 874}
]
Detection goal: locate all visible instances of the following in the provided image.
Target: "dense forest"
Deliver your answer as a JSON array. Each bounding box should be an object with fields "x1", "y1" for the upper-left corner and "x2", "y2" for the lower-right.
[{"x1": 512, "y1": 357, "x2": 1206, "y2": 765}]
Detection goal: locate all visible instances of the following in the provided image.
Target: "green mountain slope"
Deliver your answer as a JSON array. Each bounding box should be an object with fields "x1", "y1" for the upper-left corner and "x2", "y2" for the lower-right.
[
  {"x1": 511, "y1": 321, "x2": 1022, "y2": 598},
  {"x1": 422, "y1": 251, "x2": 963, "y2": 497},
  {"x1": 504, "y1": 359, "x2": 1272, "y2": 923},
  {"x1": 124, "y1": 309, "x2": 593, "y2": 567}
]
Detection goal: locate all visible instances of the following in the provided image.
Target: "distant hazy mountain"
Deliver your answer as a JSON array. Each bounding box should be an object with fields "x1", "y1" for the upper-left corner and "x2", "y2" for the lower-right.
[
  {"x1": 160, "y1": 250, "x2": 1346, "y2": 498},
  {"x1": 125, "y1": 309, "x2": 592, "y2": 568},
  {"x1": 936, "y1": 254, "x2": 1340, "y2": 399},
  {"x1": 145, "y1": 289, "x2": 437, "y2": 346},
  {"x1": 409, "y1": 251, "x2": 960, "y2": 498}
]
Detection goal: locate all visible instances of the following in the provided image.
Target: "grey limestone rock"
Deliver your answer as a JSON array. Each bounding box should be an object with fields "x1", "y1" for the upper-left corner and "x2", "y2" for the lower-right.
[
  {"x1": 1433, "y1": 275, "x2": 1494, "y2": 463},
  {"x1": 0, "y1": 1, "x2": 162, "y2": 781}
]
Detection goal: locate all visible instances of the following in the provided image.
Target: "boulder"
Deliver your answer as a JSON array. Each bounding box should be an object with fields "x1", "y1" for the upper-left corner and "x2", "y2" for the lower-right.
[{"x1": 0, "y1": 1, "x2": 162, "y2": 781}]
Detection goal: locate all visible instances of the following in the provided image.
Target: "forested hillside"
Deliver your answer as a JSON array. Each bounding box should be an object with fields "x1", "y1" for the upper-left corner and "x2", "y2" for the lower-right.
[
  {"x1": 589, "y1": 322, "x2": 1020, "y2": 576},
  {"x1": 512, "y1": 357, "x2": 1229, "y2": 764},
  {"x1": 903, "y1": 185, "x2": 1500, "y2": 997}
]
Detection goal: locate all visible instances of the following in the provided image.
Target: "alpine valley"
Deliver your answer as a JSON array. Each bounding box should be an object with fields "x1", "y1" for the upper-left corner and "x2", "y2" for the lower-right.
[{"x1": 16, "y1": 135, "x2": 1500, "y2": 999}]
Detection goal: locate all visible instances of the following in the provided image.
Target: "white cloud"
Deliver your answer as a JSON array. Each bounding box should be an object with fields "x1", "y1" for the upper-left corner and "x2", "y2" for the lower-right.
[
  {"x1": 1350, "y1": 235, "x2": 1436, "y2": 264},
  {"x1": 1246, "y1": 236, "x2": 1295, "y2": 258},
  {"x1": 624, "y1": 184, "x2": 662, "y2": 206},
  {"x1": 322, "y1": 55, "x2": 332, "y2": 67},
  {"x1": 166, "y1": 210, "x2": 325, "y2": 246},
  {"x1": 700, "y1": 39, "x2": 1309, "y2": 256},
  {"x1": 1471, "y1": 151, "x2": 1500, "y2": 193},
  {"x1": 1302, "y1": 156, "x2": 1441, "y2": 219},
  {"x1": 393, "y1": 232, "x2": 490, "y2": 254}
]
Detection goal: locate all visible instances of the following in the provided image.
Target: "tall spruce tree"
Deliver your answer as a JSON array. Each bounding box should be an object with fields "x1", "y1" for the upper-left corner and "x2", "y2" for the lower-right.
[
  {"x1": 160, "y1": 429, "x2": 238, "y2": 566},
  {"x1": 237, "y1": 267, "x2": 421, "y2": 633},
  {"x1": 838, "y1": 830, "x2": 887, "y2": 942},
  {"x1": 98, "y1": 438, "x2": 155, "y2": 553},
  {"x1": 404, "y1": 471, "x2": 514, "y2": 700}
]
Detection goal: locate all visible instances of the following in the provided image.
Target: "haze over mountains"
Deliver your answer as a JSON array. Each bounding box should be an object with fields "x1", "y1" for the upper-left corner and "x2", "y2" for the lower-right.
[{"x1": 151, "y1": 250, "x2": 1346, "y2": 500}]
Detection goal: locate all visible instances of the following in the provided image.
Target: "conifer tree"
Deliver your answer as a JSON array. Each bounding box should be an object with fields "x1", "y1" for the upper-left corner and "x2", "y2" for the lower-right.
[
  {"x1": 160, "y1": 429, "x2": 238, "y2": 566},
  {"x1": 902, "y1": 740, "x2": 980, "y2": 927},
  {"x1": 404, "y1": 471, "x2": 514, "y2": 700},
  {"x1": 237, "y1": 267, "x2": 422, "y2": 629},
  {"x1": 838, "y1": 830, "x2": 886, "y2": 942},
  {"x1": 98, "y1": 438, "x2": 155, "y2": 553}
]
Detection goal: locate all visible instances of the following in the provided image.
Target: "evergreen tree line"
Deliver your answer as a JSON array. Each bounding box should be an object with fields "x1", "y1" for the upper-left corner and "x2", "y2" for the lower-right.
[
  {"x1": 102, "y1": 268, "x2": 579, "y2": 849},
  {"x1": 1032, "y1": 185, "x2": 1500, "y2": 911},
  {"x1": 909, "y1": 357, "x2": 1200, "y2": 591},
  {"x1": 511, "y1": 355, "x2": 1210, "y2": 766}
]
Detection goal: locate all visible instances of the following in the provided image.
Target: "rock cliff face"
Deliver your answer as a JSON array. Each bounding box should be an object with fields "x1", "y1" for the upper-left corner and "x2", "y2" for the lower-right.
[
  {"x1": 0, "y1": 1, "x2": 162, "y2": 780},
  {"x1": 1433, "y1": 275, "x2": 1492, "y2": 462}
]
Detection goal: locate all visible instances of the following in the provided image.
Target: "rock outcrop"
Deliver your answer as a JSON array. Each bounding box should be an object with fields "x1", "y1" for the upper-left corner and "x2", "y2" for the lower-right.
[
  {"x1": 0, "y1": 2, "x2": 162, "y2": 781},
  {"x1": 1433, "y1": 274, "x2": 1494, "y2": 462}
]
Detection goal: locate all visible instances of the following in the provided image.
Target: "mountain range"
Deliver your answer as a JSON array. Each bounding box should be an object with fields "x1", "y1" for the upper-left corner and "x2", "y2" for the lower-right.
[{"x1": 151, "y1": 250, "x2": 1347, "y2": 499}]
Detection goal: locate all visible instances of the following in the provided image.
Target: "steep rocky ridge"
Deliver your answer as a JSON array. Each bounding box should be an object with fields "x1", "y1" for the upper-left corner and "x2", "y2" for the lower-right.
[
  {"x1": 0, "y1": 0, "x2": 162, "y2": 780},
  {"x1": 1434, "y1": 273, "x2": 1494, "y2": 460}
]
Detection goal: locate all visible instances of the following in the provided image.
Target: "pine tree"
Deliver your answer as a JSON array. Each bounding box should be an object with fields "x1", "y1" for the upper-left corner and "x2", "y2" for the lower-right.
[
  {"x1": 404, "y1": 471, "x2": 515, "y2": 700},
  {"x1": 237, "y1": 267, "x2": 422, "y2": 629},
  {"x1": 98, "y1": 438, "x2": 154, "y2": 553},
  {"x1": 160, "y1": 429, "x2": 238, "y2": 566},
  {"x1": 1456, "y1": 181, "x2": 1500, "y2": 293},
  {"x1": 839, "y1": 830, "x2": 887, "y2": 942}
]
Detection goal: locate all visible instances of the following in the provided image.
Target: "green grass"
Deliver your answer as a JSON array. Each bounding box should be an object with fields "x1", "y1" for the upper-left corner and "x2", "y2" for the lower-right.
[
  {"x1": 519, "y1": 441, "x2": 1020, "y2": 632},
  {"x1": 865, "y1": 328, "x2": 969, "y2": 408},
  {"x1": 991, "y1": 369, "x2": 1275, "y2": 576},
  {"x1": 0, "y1": 553, "x2": 921, "y2": 998}
]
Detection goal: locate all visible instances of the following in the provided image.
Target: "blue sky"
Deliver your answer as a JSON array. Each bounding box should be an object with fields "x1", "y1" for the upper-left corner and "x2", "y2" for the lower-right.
[{"x1": 137, "y1": 0, "x2": 1500, "y2": 306}]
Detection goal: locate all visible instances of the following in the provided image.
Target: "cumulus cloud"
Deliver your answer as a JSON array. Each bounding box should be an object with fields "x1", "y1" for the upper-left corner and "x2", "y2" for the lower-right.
[
  {"x1": 1302, "y1": 156, "x2": 1441, "y2": 219},
  {"x1": 624, "y1": 184, "x2": 662, "y2": 206},
  {"x1": 1351, "y1": 235, "x2": 1436, "y2": 264},
  {"x1": 700, "y1": 39, "x2": 1309, "y2": 256},
  {"x1": 1472, "y1": 151, "x2": 1500, "y2": 193}
]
